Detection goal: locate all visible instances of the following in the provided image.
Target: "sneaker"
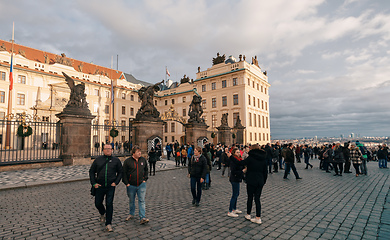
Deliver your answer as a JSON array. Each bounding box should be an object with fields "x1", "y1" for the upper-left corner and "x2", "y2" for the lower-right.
[
  {"x1": 195, "y1": 201, "x2": 200, "y2": 207},
  {"x1": 192, "y1": 199, "x2": 196, "y2": 205},
  {"x1": 233, "y1": 209, "x2": 242, "y2": 214},
  {"x1": 227, "y1": 212, "x2": 239, "y2": 217},
  {"x1": 99, "y1": 215, "x2": 105, "y2": 223},
  {"x1": 296, "y1": 177, "x2": 302, "y2": 180},
  {"x1": 125, "y1": 214, "x2": 134, "y2": 221},
  {"x1": 245, "y1": 214, "x2": 251, "y2": 220},
  {"x1": 140, "y1": 218, "x2": 149, "y2": 224},
  {"x1": 251, "y1": 218, "x2": 262, "y2": 224},
  {"x1": 106, "y1": 224, "x2": 113, "y2": 232}
]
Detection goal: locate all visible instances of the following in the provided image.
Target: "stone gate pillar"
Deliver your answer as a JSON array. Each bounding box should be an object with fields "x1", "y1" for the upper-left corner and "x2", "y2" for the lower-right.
[
  {"x1": 131, "y1": 120, "x2": 164, "y2": 159},
  {"x1": 217, "y1": 113, "x2": 232, "y2": 146},
  {"x1": 185, "y1": 122, "x2": 209, "y2": 147},
  {"x1": 233, "y1": 115, "x2": 245, "y2": 145}
]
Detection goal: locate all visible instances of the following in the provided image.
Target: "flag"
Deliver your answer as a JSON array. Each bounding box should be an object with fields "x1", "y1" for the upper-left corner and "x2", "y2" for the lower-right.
[
  {"x1": 166, "y1": 68, "x2": 170, "y2": 77},
  {"x1": 9, "y1": 54, "x2": 13, "y2": 90},
  {"x1": 111, "y1": 80, "x2": 114, "y2": 104}
]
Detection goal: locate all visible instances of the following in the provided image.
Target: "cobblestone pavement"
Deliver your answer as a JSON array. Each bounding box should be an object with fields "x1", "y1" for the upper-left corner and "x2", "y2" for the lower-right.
[
  {"x1": 0, "y1": 161, "x2": 389, "y2": 239},
  {"x1": 0, "y1": 159, "x2": 180, "y2": 190}
]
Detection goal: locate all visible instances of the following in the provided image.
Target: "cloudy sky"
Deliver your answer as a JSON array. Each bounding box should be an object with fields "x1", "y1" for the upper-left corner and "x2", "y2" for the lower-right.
[{"x1": 1, "y1": 0, "x2": 389, "y2": 139}]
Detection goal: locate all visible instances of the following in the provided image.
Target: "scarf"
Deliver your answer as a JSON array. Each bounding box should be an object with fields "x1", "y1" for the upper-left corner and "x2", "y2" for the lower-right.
[{"x1": 233, "y1": 155, "x2": 242, "y2": 161}]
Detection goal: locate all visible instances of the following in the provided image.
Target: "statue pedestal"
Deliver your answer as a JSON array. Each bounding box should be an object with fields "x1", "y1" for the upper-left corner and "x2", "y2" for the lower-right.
[
  {"x1": 185, "y1": 122, "x2": 209, "y2": 147},
  {"x1": 131, "y1": 120, "x2": 164, "y2": 158},
  {"x1": 217, "y1": 126, "x2": 232, "y2": 146},
  {"x1": 233, "y1": 126, "x2": 245, "y2": 145},
  {"x1": 56, "y1": 113, "x2": 95, "y2": 166}
]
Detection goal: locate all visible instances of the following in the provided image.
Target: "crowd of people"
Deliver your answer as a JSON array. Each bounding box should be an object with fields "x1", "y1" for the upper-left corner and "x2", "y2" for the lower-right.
[{"x1": 89, "y1": 140, "x2": 389, "y2": 232}]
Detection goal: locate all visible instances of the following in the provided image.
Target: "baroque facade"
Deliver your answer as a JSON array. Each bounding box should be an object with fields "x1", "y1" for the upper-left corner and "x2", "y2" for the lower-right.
[{"x1": 0, "y1": 39, "x2": 270, "y2": 147}]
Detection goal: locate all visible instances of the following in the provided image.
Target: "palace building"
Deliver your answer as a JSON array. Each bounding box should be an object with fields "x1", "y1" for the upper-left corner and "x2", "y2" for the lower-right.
[{"x1": 0, "y1": 39, "x2": 270, "y2": 147}]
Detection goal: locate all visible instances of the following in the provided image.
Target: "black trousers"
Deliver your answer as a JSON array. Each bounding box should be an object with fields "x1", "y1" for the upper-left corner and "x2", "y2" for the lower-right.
[
  {"x1": 344, "y1": 161, "x2": 351, "y2": 172},
  {"x1": 149, "y1": 162, "x2": 156, "y2": 175},
  {"x1": 247, "y1": 184, "x2": 263, "y2": 217},
  {"x1": 333, "y1": 162, "x2": 343, "y2": 175},
  {"x1": 95, "y1": 186, "x2": 115, "y2": 226}
]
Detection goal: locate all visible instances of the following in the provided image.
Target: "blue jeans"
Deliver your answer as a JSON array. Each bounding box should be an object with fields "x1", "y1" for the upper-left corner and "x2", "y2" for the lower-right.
[
  {"x1": 379, "y1": 159, "x2": 386, "y2": 168},
  {"x1": 360, "y1": 158, "x2": 367, "y2": 174},
  {"x1": 126, "y1": 182, "x2": 146, "y2": 220},
  {"x1": 95, "y1": 186, "x2": 116, "y2": 225},
  {"x1": 205, "y1": 174, "x2": 210, "y2": 184},
  {"x1": 190, "y1": 177, "x2": 202, "y2": 203},
  {"x1": 229, "y1": 181, "x2": 240, "y2": 212}
]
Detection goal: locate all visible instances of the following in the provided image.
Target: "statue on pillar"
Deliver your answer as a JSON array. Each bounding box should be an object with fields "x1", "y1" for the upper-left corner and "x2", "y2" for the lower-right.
[
  {"x1": 135, "y1": 81, "x2": 163, "y2": 121},
  {"x1": 188, "y1": 95, "x2": 205, "y2": 124},
  {"x1": 61, "y1": 72, "x2": 91, "y2": 116}
]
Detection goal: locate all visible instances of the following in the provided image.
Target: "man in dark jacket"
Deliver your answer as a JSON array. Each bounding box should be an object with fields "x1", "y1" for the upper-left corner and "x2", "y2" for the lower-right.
[
  {"x1": 343, "y1": 142, "x2": 352, "y2": 173},
  {"x1": 123, "y1": 146, "x2": 149, "y2": 224},
  {"x1": 188, "y1": 146, "x2": 208, "y2": 206},
  {"x1": 283, "y1": 143, "x2": 302, "y2": 180},
  {"x1": 89, "y1": 144, "x2": 123, "y2": 232}
]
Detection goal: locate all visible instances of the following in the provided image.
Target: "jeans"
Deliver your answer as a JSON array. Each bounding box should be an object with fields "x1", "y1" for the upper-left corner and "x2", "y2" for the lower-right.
[
  {"x1": 333, "y1": 162, "x2": 343, "y2": 175},
  {"x1": 247, "y1": 184, "x2": 263, "y2": 217},
  {"x1": 205, "y1": 174, "x2": 210, "y2": 184},
  {"x1": 284, "y1": 163, "x2": 300, "y2": 179},
  {"x1": 95, "y1": 186, "x2": 116, "y2": 225},
  {"x1": 360, "y1": 158, "x2": 368, "y2": 174},
  {"x1": 229, "y1": 181, "x2": 240, "y2": 212},
  {"x1": 353, "y1": 164, "x2": 361, "y2": 175},
  {"x1": 267, "y1": 158, "x2": 272, "y2": 173},
  {"x1": 126, "y1": 182, "x2": 147, "y2": 220},
  {"x1": 190, "y1": 177, "x2": 202, "y2": 203},
  {"x1": 304, "y1": 156, "x2": 312, "y2": 168},
  {"x1": 379, "y1": 159, "x2": 386, "y2": 168}
]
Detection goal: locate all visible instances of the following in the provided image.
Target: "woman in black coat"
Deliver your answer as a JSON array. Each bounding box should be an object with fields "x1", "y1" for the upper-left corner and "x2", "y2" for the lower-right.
[
  {"x1": 148, "y1": 148, "x2": 158, "y2": 176},
  {"x1": 230, "y1": 144, "x2": 267, "y2": 224}
]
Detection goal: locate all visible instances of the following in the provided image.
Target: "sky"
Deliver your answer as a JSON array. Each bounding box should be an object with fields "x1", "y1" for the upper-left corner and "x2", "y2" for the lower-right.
[{"x1": 0, "y1": 0, "x2": 389, "y2": 139}]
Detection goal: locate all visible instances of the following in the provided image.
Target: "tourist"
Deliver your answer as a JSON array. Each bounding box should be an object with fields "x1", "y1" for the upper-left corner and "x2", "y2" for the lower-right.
[
  {"x1": 323, "y1": 144, "x2": 334, "y2": 173},
  {"x1": 343, "y1": 142, "x2": 352, "y2": 173},
  {"x1": 230, "y1": 144, "x2": 267, "y2": 224},
  {"x1": 283, "y1": 143, "x2": 302, "y2": 180},
  {"x1": 350, "y1": 143, "x2": 362, "y2": 177},
  {"x1": 123, "y1": 146, "x2": 150, "y2": 224},
  {"x1": 356, "y1": 141, "x2": 368, "y2": 175},
  {"x1": 227, "y1": 147, "x2": 245, "y2": 217},
  {"x1": 188, "y1": 146, "x2": 207, "y2": 207},
  {"x1": 174, "y1": 147, "x2": 181, "y2": 166},
  {"x1": 332, "y1": 142, "x2": 345, "y2": 176},
  {"x1": 89, "y1": 144, "x2": 123, "y2": 232},
  {"x1": 166, "y1": 143, "x2": 172, "y2": 160},
  {"x1": 221, "y1": 147, "x2": 230, "y2": 177},
  {"x1": 187, "y1": 144, "x2": 194, "y2": 161},
  {"x1": 303, "y1": 145, "x2": 313, "y2": 169},
  {"x1": 202, "y1": 147, "x2": 212, "y2": 190},
  {"x1": 181, "y1": 147, "x2": 187, "y2": 166},
  {"x1": 377, "y1": 145, "x2": 387, "y2": 169},
  {"x1": 148, "y1": 147, "x2": 158, "y2": 176},
  {"x1": 265, "y1": 143, "x2": 273, "y2": 174}
]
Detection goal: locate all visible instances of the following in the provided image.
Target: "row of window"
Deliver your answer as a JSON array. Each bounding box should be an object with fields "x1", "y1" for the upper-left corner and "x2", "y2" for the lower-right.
[
  {"x1": 164, "y1": 96, "x2": 186, "y2": 106},
  {"x1": 164, "y1": 122, "x2": 185, "y2": 133},
  {"x1": 248, "y1": 113, "x2": 269, "y2": 129},
  {"x1": 0, "y1": 71, "x2": 26, "y2": 84},
  {"x1": 249, "y1": 132, "x2": 269, "y2": 142},
  {"x1": 0, "y1": 91, "x2": 25, "y2": 105},
  {"x1": 248, "y1": 94, "x2": 268, "y2": 110},
  {"x1": 247, "y1": 78, "x2": 268, "y2": 94},
  {"x1": 201, "y1": 94, "x2": 239, "y2": 109},
  {"x1": 201, "y1": 78, "x2": 238, "y2": 92}
]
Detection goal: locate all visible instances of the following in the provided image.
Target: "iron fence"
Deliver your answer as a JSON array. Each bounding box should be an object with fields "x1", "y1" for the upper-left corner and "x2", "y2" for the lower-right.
[
  {"x1": 0, "y1": 120, "x2": 62, "y2": 165},
  {"x1": 91, "y1": 124, "x2": 132, "y2": 158}
]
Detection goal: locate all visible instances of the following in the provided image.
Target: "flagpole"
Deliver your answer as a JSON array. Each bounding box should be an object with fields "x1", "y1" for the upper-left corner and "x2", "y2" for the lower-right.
[{"x1": 5, "y1": 22, "x2": 15, "y2": 149}]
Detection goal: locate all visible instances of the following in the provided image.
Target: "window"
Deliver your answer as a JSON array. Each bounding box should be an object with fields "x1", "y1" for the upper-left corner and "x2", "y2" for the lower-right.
[
  {"x1": 212, "y1": 82, "x2": 216, "y2": 90},
  {"x1": 182, "y1": 108, "x2": 186, "y2": 116},
  {"x1": 122, "y1": 93, "x2": 126, "y2": 99},
  {"x1": 171, "y1": 122, "x2": 175, "y2": 132},
  {"x1": 249, "y1": 113, "x2": 252, "y2": 126},
  {"x1": 105, "y1": 105, "x2": 109, "y2": 114},
  {"x1": 202, "y1": 99, "x2": 206, "y2": 109},
  {"x1": 248, "y1": 78, "x2": 250, "y2": 85},
  {"x1": 252, "y1": 81, "x2": 255, "y2": 88},
  {"x1": 233, "y1": 113, "x2": 239, "y2": 125},
  {"x1": 93, "y1": 104, "x2": 99, "y2": 113},
  {"x1": 233, "y1": 94, "x2": 238, "y2": 105},
  {"x1": 222, "y1": 96, "x2": 227, "y2": 107},
  {"x1": 94, "y1": 89, "x2": 99, "y2": 96},
  {"x1": 259, "y1": 133, "x2": 261, "y2": 141},
  {"x1": 263, "y1": 133, "x2": 265, "y2": 141},
  {"x1": 165, "y1": 100, "x2": 168, "y2": 106},
  {"x1": 121, "y1": 120, "x2": 126, "y2": 126},
  {"x1": 212, "y1": 98, "x2": 216, "y2": 108},
  {"x1": 130, "y1": 95, "x2": 134, "y2": 101},
  {"x1": 202, "y1": 85, "x2": 206, "y2": 92},
  {"x1": 265, "y1": 88, "x2": 267, "y2": 95},
  {"x1": 262, "y1": 116, "x2": 265, "y2": 128},
  {"x1": 171, "y1": 99, "x2": 175, "y2": 104},
  {"x1": 248, "y1": 95, "x2": 251, "y2": 105},
  {"x1": 0, "y1": 91, "x2": 4, "y2": 103},
  {"x1": 258, "y1": 115, "x2": 261, "y2": 128},
  {"x1": 258, "y1": 99, "x2": 260, "y2": 109},
  {"x1": 16, "y1": 93, "x2": 25, "y2": 105},
  {"x1": 257, "y1": 83, "x2": 259, "y2": 90},
  {"x1": 130, "y1": 107, "x2": 134, "y2": 116},
  {"x1": 182, "y1": 97, "x2": 186, "y2": 103},
  {"x1": 233, "y1": 78, "x2": 237, "y2": 86},
  {"x1": 222, "y1": 80, "x2": 227, "y2": 88},
  {"x1": 155, "y1": 100, "x2": 157, "y2": 105},
  {"x1": 172, "y1": 136, "x2": 175, "y2": 142},
  {"x1": 253, "y1": 97, "x2": 256, "y2": 107},
  {"x1": 250, "y1": 132, "x2": 252, "y2": 141},
  {"x1": 254, "y1": 114, "x2": 257, "y2": 127},
  {"x1": 261, "y1": 100, "x2": 264, "y2": 109},
  {"x1": 164, "y1": 122, "x2": 168, "y2": 133},
  {"x1": 165, "y1": 136, "x2": 168, "y2": 142},
  {"x1": 261, "y1": 86, "x2": 263, "y2": 92},
  {"x1": 105, "y1": 91, "x2": 110, "y2": 98},
  {"x1": 254, "y1": 132, "x2": 257, "y2": 141},
  {"x1": 42, "y1": 116, "x2": 49, "y2": 122},
  {"x1": 265, "y1": 102, "x2": 268, "y2": 111},
  {"x1": 266, "y1": 117, "x2": 269, "y2": 128},
  {"x1": 212, "y1": 115, "x2": 217, "y2": 129},
  {"x1": 0, "y1": 71, "x2": 5, "y2": 80},
  {"x1": 18, "y1": 75, "x2": 26, "y2": 84},
  {"x1": 122, "y1": 106, "x2": 126, "y2": 115}
]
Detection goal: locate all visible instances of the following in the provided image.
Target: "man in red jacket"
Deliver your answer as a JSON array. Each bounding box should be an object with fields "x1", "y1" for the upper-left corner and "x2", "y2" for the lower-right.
[{"x1": 123, "y1": 146, "x2": 149, "y2": 224}]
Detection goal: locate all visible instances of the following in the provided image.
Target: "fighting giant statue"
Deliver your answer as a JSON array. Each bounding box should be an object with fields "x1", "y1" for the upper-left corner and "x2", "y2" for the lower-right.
[
  {"x1": 135, "y1": 81, "x2": 163, "y2": 121},
  {"x1": 188, "y1": 95, "x2": 205, "y2": 124}
]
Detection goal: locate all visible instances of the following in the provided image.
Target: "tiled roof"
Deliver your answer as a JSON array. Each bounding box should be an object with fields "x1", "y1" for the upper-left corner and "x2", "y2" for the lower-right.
[{"x1": 0, "y1": 39, "x2": 124, "y2": 80}]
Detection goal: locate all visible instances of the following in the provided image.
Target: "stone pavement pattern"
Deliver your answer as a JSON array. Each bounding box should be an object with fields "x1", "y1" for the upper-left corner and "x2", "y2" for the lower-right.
[{"x1": 0, "y1": 161, "x2": 389, "y2": 239}]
